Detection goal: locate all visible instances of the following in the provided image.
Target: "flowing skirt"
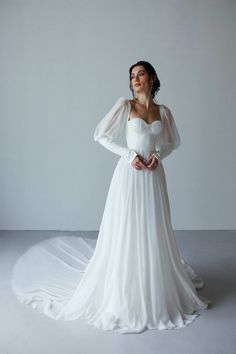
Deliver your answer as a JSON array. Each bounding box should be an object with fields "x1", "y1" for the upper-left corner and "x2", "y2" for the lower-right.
[{"x1": 11, "y1": 156, "x2": 211, "y2": 334}]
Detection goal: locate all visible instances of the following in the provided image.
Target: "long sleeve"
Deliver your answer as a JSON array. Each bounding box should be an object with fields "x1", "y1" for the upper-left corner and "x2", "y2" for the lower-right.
[
  {"x1": 98, "y1": 137, "x2": 138, "y2": 163},
  {"x1": 152, "y1": 144, "x2": 175, "y2": 162},
  {"x1": 152, "y1": 105, "x2": 181, "y2": 163},
  {"x1": 94, "y1": 97, "x2": 138, "y2": 164}
]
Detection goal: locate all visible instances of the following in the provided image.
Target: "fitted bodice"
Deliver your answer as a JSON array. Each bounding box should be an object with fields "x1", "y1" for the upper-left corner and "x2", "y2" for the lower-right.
[{"x1": 126, "y1": 117, "x2": 162, "y2": 157}]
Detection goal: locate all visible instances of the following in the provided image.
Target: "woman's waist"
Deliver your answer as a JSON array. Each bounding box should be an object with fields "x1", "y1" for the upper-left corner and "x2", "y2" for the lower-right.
[{"x1": 128, "y1": 146, "x2": 156, "y2": 158}]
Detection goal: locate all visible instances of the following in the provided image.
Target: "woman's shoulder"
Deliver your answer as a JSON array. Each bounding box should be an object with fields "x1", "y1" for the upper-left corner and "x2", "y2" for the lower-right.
[
  {"x1": 160, "y1": 103, "x2": 170, "y2": 110},
  {"x1": 116, "y1": 96, "x2": 130, "y2": 104},
  {"x1": 109, "y1": 97, "x2": 131, "y2": 113},
  {"x1": 161, "y1": 104, "x2": 172, "y2": 116},
  {"x1": 110, "y1": 97, "x2": 130, "y2": 108},
  {"x1": 160, "y1": 104, "x2": 176, "y2": 125}
]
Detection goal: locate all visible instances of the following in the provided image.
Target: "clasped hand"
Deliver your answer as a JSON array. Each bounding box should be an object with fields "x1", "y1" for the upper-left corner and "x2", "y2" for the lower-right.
[{"x1": 131, "y1": 154, "x2": 159, "y2": 170}]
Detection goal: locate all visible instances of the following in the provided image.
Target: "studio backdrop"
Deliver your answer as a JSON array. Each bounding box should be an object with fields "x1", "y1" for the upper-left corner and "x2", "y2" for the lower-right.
[{"x1": 0, "y1": 0, "x2": 235, "y2": 230}]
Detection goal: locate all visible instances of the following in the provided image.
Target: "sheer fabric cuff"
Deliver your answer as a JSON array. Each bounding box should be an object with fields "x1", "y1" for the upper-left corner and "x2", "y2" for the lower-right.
[
  {"x1": 126, "y1": 150, "x2": 138, "y2": 164},
  {"x1": 152, "y1": 144, "x2": 175, "y2": 161},
  {"x1": 152, "y1": 152, "x2": 162, "y2": 164}
]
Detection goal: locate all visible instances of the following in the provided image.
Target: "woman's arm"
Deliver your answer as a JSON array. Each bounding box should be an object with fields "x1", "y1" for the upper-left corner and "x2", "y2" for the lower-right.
[
  {"x1": 152, "y1": 105, "x2": 181, "y2": 163},
  {"x1": 98, "y1": 136, "x2": 138, "y2": 164},
  {"x1": 152, "y1": 144, "x2": 175, "y2": 163},
  {"x1": 94, "y1": 97, "x2": 138, "y2": 164}
]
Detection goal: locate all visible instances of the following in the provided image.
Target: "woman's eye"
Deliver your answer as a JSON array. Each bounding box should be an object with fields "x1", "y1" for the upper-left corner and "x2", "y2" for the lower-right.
[{"x1": 131, "y1": 71, "x2": 145, "y2": 81}]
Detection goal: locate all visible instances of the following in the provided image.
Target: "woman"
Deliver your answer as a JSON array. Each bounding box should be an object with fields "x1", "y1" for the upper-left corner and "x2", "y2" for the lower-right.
[{"x1": 11, "y1": 61, "x2": 211, "y2": 334}]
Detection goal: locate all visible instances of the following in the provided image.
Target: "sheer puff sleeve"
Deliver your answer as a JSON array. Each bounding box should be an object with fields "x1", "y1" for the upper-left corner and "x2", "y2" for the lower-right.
[
  {"x1": 93, "y1": 97, "x2": 138, "y2": 164},
  {"x1": 152, "y1": 105, "x2": 181, "y2": 163}
]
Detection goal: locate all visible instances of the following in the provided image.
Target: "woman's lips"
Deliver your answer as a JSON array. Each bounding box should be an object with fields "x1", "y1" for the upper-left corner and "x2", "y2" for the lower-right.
[{"x1": 135, "y1": 83, "x2": 141, "y2": 87}]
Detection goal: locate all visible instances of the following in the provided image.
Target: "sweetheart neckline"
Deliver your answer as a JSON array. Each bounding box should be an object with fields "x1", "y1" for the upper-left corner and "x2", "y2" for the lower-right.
[
  {"x1": 128, "y1": 117, "x2": 162, "y2": 126},
  {"x1": 127, "y1": 100, "x2": 163, "y2": 126}
]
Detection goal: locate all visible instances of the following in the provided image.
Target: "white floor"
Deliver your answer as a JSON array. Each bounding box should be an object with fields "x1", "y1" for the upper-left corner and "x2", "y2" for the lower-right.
[{"x1": 1, "y1": 230, "x2": 235, "y2": 354}]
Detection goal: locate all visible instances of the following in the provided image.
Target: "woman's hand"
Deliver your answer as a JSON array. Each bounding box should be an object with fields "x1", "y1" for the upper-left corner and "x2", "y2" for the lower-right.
[
  {"x1": 131, "y1": 154, "x2": 160, "y2": 170},
  {"x1": 131, "y1": 155, "x2": 148, "y2": 170},
  {"x1": 145, "y1": 154, "x2": 159, "y2": 170}
]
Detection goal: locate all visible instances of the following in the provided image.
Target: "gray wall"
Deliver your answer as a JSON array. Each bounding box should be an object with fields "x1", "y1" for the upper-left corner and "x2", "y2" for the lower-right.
[{"x1": 1, "y1": 0, "x2": 235, "y2": 230}]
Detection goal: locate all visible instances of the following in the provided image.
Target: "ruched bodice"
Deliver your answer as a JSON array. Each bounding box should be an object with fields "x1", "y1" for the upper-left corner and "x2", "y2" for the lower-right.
[{"x1": 126, "y1": 117, "x2": 162, "y2": 158}]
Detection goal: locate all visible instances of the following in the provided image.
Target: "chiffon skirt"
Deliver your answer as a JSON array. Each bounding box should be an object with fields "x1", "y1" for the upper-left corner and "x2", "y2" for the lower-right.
[{"x1": 11, "y1": 155, "x2": 211, "y2": 334}]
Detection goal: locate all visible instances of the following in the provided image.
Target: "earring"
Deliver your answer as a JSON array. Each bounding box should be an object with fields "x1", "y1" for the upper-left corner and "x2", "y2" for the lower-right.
[{"x1": 151, "y1": 82, "x2": 154, "y2": 94}]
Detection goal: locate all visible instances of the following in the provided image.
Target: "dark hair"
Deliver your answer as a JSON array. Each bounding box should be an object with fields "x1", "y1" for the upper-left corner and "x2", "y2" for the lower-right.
[{"x1": 129, "y1": 61, "x2": 160, "y2": 99}]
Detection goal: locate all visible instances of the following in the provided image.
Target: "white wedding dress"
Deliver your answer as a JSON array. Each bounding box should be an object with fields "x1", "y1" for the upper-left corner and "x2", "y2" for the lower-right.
[{"x1": 11, "y1": 97, "x2": 211, "y2": 334}]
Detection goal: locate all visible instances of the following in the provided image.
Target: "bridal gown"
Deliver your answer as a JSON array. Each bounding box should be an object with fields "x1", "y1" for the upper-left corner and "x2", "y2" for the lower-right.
[{"x1": 11, "y1": 97, "x2": 211, "y2": 334}]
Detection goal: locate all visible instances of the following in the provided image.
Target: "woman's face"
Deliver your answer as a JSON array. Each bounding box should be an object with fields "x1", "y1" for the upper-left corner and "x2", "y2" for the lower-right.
[{"x1": 130, "y1": 65, "x2": 153, "y2": 95}]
